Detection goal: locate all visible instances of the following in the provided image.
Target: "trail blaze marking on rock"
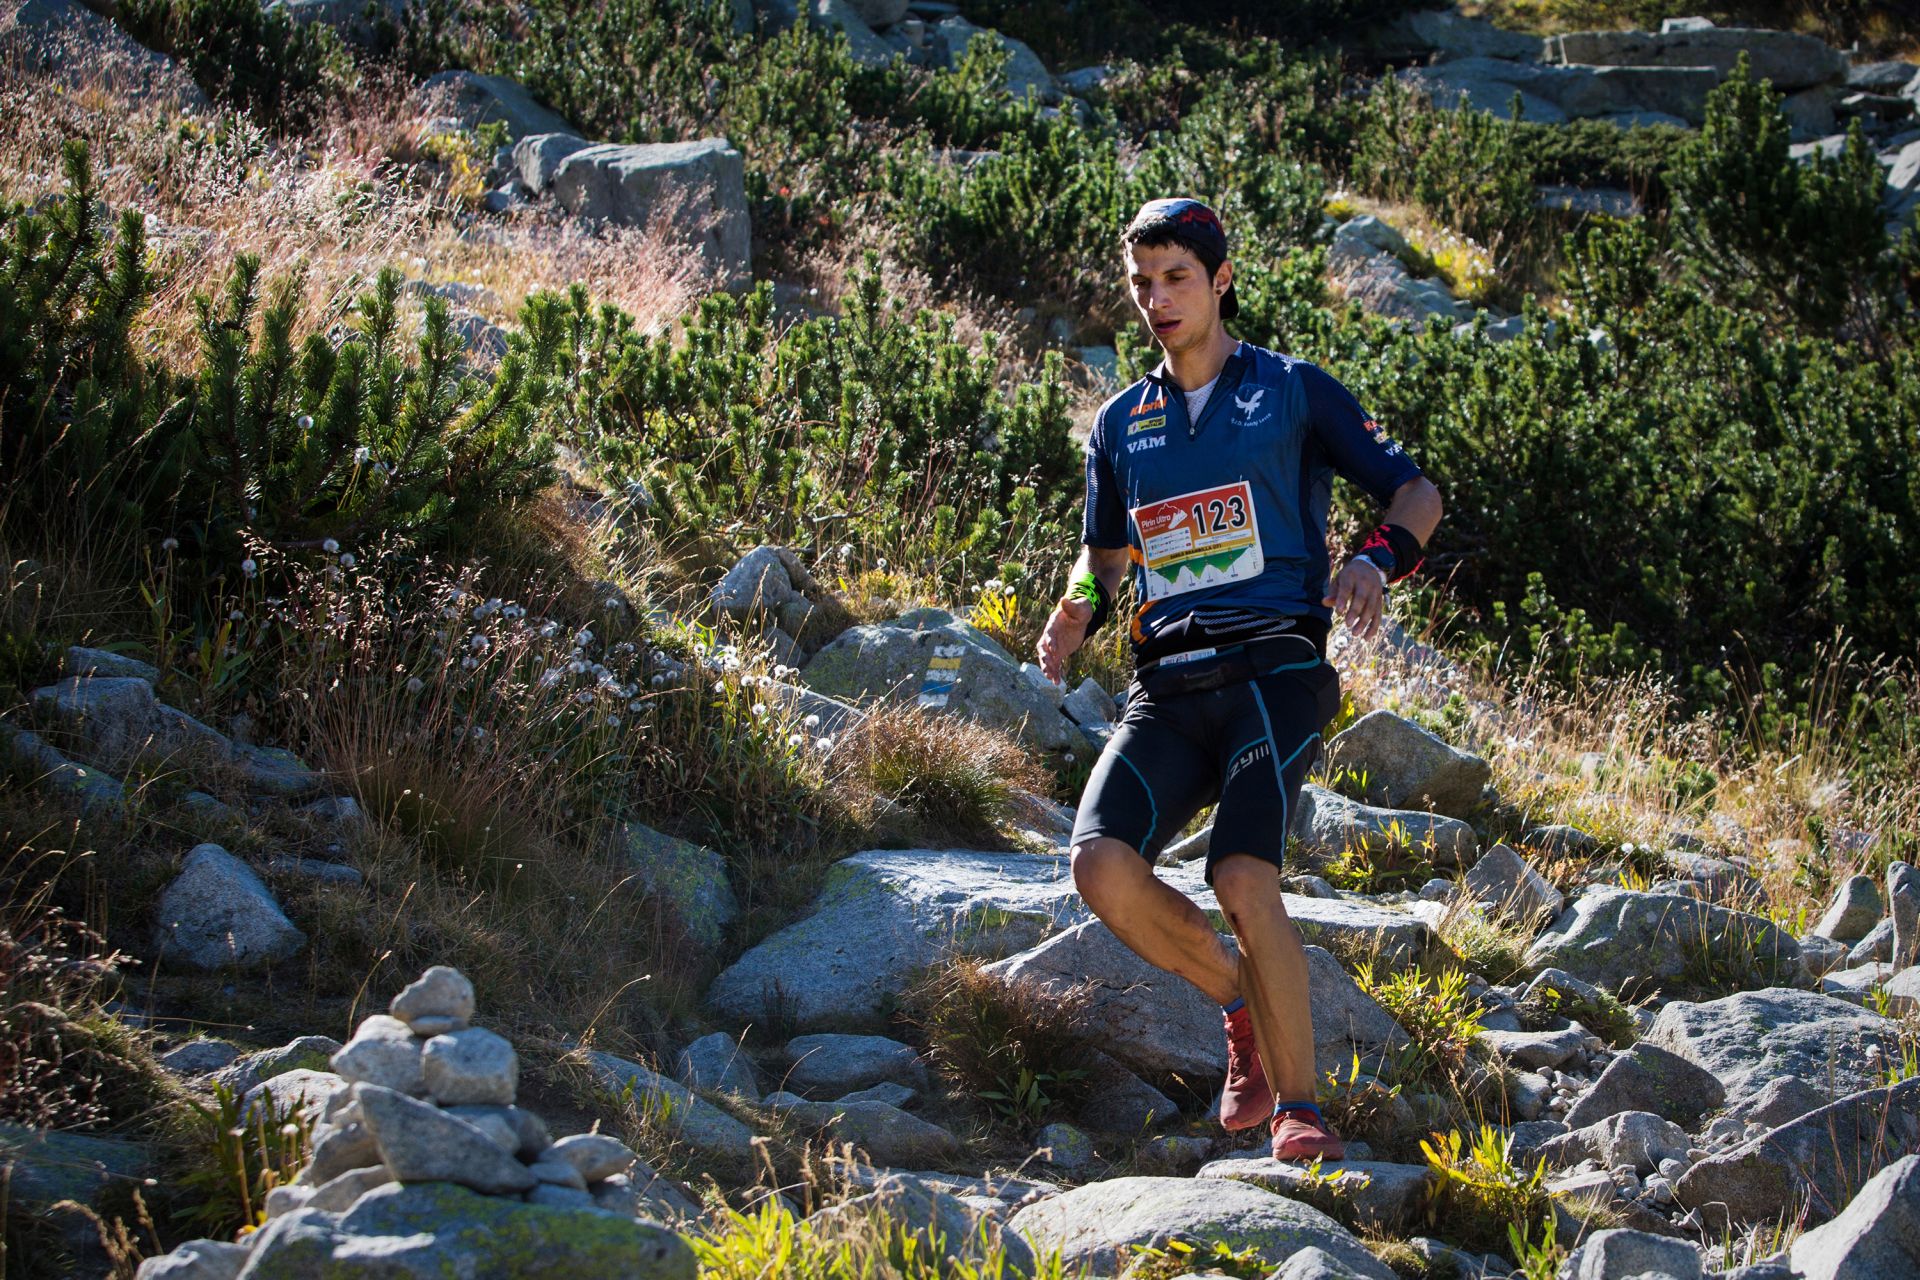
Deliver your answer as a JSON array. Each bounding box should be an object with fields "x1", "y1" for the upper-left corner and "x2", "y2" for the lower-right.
[{"x1": 918, "y1": 645, "x2": 966, "y2": 708}]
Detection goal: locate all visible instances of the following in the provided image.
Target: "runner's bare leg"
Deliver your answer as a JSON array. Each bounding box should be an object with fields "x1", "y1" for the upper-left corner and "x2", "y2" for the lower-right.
[
  {"x1": 1212, "y1": 853, "x2": 1317, "y2": 1104},
  {"x1": 1070, "y1": 837, "x2": 1238, "y2": 1005}
]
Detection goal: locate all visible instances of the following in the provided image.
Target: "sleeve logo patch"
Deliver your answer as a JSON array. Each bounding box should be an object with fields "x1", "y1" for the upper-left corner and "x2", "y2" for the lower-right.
[{"x1": 1363, "y1": 418, "x2": 1405, "y2": 456}]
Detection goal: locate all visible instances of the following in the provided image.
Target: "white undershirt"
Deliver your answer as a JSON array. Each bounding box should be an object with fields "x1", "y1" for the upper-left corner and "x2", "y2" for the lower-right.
[{"x1": 1184, "y1": 373, "x2": 1221, "y2": 424}]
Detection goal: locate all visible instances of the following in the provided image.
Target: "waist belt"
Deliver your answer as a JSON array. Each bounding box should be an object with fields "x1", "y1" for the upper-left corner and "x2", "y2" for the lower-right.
[{"x1": 1134, "y1": 635, "x2": 1321, "y2": 700}]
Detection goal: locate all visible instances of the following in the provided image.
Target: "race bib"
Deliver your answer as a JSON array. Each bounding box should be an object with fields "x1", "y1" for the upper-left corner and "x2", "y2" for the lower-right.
[{"x1": 1130, "y1": 481, "x2": 1264, "y2": 601}]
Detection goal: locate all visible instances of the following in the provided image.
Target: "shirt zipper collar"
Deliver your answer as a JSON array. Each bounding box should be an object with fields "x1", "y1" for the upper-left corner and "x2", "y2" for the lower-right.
[{"x1": 1148, "y1": 342, "x2": 1249, "y2": 441}]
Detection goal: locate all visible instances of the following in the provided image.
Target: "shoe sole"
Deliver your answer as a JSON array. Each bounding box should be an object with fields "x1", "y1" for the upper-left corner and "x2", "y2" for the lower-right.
[
  {"x1": 1271, "y1": 1139, "x2": 1347, "y2": 1162},
  {"x1": 1220, "y1": 1104, "x2": 1272, "y2": 1133}
]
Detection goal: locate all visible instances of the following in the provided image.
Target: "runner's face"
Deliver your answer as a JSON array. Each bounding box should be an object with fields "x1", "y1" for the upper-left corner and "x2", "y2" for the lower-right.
[{"x1": 1126, "y1": 241, "x2": 1228, "y2": 354}]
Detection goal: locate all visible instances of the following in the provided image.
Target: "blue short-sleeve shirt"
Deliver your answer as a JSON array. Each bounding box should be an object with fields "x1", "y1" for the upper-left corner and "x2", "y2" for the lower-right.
[{"x1": 1083, "y1": 342, "x2": 1422, "y2": 642}]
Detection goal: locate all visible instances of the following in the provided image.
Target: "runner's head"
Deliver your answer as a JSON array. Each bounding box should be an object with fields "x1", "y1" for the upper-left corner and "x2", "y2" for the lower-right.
[{"x1": 1122, "y1": 197, "x2": 1237, "y2": 351}]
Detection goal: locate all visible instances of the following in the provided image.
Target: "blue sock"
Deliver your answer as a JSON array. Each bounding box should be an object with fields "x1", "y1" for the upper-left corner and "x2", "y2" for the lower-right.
[
  {"x1": 1222, "y1": 997, "x2": 1245, "y2": 1015},
  {"x1": 1273, "y1": 1100, "x2": 1322, "y2": 1118}
]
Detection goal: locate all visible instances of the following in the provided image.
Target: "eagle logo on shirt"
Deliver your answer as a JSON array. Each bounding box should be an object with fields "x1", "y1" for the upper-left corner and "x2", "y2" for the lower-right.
[{"x1": 1233, "y1": 387, "x2": 1265, "y2": 423}]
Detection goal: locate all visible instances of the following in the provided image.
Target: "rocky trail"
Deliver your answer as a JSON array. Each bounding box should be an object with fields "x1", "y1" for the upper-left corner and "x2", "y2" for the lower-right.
[{"x1": 9, "y1": 556, "x2": 1919, "y2": 1279}]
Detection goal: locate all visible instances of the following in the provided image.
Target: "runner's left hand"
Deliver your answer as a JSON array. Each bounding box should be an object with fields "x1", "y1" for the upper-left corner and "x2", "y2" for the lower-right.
[{"x1": 1323, "y1": 561, "x2": 1386, "y2": 641}]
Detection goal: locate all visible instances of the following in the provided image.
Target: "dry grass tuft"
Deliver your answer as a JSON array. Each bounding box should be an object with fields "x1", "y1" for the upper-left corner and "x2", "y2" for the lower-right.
[
  {"x1": 1333, "y1": 595, "x2": 1920, "y2": 940},
  {"x1": 838, "y1": 703, "x2": 1050, "y2": 847},
  {"x1": 902, "y1": 956, "x2": 1099, "y2": 1129}
]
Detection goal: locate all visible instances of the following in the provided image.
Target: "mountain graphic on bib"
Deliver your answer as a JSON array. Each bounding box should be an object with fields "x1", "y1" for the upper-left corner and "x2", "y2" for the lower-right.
[{"x1": 1148, "y1": 545, "x2": 1258, "y2": 591}]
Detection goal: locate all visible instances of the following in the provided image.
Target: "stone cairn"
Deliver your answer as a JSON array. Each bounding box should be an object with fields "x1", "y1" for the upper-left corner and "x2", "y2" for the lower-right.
[{"x1": 139, "y1": 966, "x2": 691, "y2": 1279}]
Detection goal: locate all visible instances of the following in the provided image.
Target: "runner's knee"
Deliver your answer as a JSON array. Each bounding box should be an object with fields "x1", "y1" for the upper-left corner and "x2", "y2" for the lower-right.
[
  {"x1": 1211, "y1": 852, "x2": 1282, "y2": 910},
  {"x1": 1071, "y1": 837, "x2": 1145, "y2": 903}
]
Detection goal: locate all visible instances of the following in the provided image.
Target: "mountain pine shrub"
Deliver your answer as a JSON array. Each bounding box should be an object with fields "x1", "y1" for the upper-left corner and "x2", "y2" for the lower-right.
[
  {"x1": 1351, "y1": 75, "x2": 1538, "y2": 259},
  {"x1": 0, "y1": 142, "x2": 184, "y2": 538},
  {"x1": 120, "y1": 0, "x2": 344, "y2": 129},
  {"x1": 179, "y1": 261, "x2": 555, "y2": 555},
  {"x1": 1668, "y1": 56, "x2": 1893, "y2": 333},
  {"x1": 519, "y1": 262, "x2": 1080, "y2": 578}
]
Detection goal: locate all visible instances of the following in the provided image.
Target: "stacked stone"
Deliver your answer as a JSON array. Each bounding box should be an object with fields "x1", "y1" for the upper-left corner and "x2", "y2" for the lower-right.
[
  {"x1": 264, "y1": 966, "x2": 649, "y2": 1216},
  {"x1": 136, "y1": 967, "x2": 694, "y2": 1280}
]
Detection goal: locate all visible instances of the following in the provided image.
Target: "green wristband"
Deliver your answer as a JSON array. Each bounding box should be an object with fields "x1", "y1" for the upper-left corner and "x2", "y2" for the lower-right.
[{"x1": 1065, "y1": 570, "x2": 1112, "y2": 632}]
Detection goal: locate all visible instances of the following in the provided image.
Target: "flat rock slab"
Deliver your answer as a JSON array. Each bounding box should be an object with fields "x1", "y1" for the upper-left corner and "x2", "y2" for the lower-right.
[
  {"x1": 783, "y1": 1033, "x2": 926, "y2": 1097},
  {"x1": 1008, "y1": 1175, "x2": 1396, "y2": 1279},
  {"x1": 1198, "y1": 1153, "x2": 1433, "y2": 1233},
  {"x1": 1525, "y1": 887, "x2": 1800, "y2": 999},
  {"x1": 1678, "y1": 1079, "x2": 1920, "y2": 1228},
  {"x1": 239, "y1": 1179, "x2": 694, "y2": 1278},
  {"x1": 770, "y1": 1099, "x2": 958, "y2": 1166},
  {"x1": 982, "y1": 918, "x2": 1404, "y2": 1081},
  {"x1": 1643, "y1": 988, "x2": 1899, "y2": 1115},
  {"x1": 705, "y1": 849, "x2": 1085, "y2": 1030},
  {"x1": 0, "y1": 1122, "x2": 150, "y2": 1211},
  {"x1": 1547, "y1": 27, "x2": 1847, "y2": 91},
  {"x1": 708, "y1": 848, "x2": 1430, "y2": 1031}
]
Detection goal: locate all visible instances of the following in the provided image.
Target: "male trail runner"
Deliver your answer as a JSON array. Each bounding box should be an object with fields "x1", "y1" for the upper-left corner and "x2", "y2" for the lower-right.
[{"x1": 1035, "y1": 198, "x2": 1443, "y2": 1161}]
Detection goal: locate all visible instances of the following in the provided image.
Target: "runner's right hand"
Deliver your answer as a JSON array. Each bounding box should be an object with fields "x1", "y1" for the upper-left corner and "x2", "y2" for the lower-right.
[{"x1": 1036, "y1": 599, "x2": 1093, "y2": 685}]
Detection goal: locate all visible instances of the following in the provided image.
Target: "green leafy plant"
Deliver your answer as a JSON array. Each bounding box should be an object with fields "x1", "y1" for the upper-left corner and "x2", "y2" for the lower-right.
[
  {"x1": 1517, "y1": 983, "x2": 1639, "y2": 1049},
  {"x1": 1507, "y1": 1213, "x2": 1566, "y2": 1280},
  {"x1": 980, "y1": 1066, "x2": 1087, "y2": 1126},
  {"x1": 175, "y1": 1081, "x2": 312, "y2": 1237},
  {"x1": 1421, "y1": 1125, "x2": 1553, "y2": 1256},
  {"x1": 1359, "y1": 964, "x2": 1485, "y2": 1088},
  {"x1": 904, "y1": 958, "x2": 1098, "y2": 1131}
]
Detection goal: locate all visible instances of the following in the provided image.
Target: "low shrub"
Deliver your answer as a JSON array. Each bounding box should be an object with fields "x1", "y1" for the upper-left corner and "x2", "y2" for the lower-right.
[
  {"x1": 521, "y1": 265, "x2": 1081, "y2": 587},
  {"x1": 1513, "y1": 119, "x2": 1690, "y2": 210},
  {"x1": 1357, "y1": 963, "x2": 1484, "y2": 1090},
  {"x1": 1669, "y1": 58, "x2": 1895, "y2": 334},
  {"x1": 1350, "y1": 76, "x2": 1538, "y2": 261},
  {"x1": 1516, "y1": 982, "x2": 1639, "y2": 1049}
]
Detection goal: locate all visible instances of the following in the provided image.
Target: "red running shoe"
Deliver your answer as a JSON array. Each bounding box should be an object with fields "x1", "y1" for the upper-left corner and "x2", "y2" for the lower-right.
[
  {"x1": 1218, "y1": 1004, "x2": 1273, "y2": 1131},
  {"x1": 1270, "y1": 1106, "x2": 1346, "y2": 1162}
]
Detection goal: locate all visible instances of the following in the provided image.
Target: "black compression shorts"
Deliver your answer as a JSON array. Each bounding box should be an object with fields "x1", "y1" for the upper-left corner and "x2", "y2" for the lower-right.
[{"x1": 1068, "y1": 632, "x2": 1341, "y2": 882}]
